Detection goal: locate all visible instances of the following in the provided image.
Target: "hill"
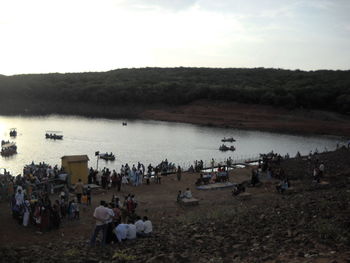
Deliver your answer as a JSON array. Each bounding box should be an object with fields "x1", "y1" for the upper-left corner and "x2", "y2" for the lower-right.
[{"x1": 0, "y1": 67, "x2": 350, "y2": 114}]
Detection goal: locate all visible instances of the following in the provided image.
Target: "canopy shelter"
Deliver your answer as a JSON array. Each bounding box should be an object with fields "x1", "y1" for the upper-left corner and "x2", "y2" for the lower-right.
[{"x1": 61, "y1": 155, "x2": 89, "y2": 185}]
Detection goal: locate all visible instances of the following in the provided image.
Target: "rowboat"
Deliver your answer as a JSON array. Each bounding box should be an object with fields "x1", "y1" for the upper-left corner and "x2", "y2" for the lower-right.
[
  {"x1": 221, "y1": 137, "x2": 236, "y2": 142},
  {"x1": 45, "y1": 131, "x2": 63, "y2": 140},
  {"x1": 219, "y1": 144, "x2": 236, "y2": 151},
  {"x1": 99, "y1": 153, "x2": 116, "y2": 161},
  {"x1": 10, "y1": 128, "x2": 17, "y2": 137},
  {"x1": 45, "y1": 133, "x2": 63, "y2": 140},
  {"x1": 1, "y1": 142, "x2": 17, "y2": 156}
]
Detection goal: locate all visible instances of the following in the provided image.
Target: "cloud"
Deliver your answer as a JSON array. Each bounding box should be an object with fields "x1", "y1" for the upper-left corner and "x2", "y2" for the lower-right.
[
  {"x1": 0, "y1": 0, "x2": 350, "y2": 74},
  {"x1": 118, "y1": 0, "x2": 198, "y2": 11}
]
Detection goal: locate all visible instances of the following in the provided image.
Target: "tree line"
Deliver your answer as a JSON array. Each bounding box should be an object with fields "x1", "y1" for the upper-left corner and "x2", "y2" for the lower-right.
[{"x1": 0, "y1": 67, "x2": 349, "y2": 114}]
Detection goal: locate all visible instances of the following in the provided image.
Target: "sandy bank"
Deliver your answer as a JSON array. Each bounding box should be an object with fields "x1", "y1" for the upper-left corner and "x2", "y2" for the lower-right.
[{"x1": 140, "y1": 100, "x2": 350, "y2": 137}]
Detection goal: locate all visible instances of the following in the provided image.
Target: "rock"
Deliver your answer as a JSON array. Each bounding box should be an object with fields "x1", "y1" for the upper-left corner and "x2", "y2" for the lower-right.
[
  {"x1": 297, "y1": 251, "x2": 305, "y2": 257},
  {"x1": 146, "y1": 254, "x2": 167, "y2": 263}
]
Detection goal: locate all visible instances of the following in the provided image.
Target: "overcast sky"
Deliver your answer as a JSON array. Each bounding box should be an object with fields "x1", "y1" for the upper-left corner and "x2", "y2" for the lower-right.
[{"x1": 0, "y1": 0, "x2": 349, "y2": 75}]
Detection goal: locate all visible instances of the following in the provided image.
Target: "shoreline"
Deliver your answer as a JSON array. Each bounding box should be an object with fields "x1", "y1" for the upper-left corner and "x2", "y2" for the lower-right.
[{"x1": 1, "y1": 100, "x2": 349, "y2": 137}]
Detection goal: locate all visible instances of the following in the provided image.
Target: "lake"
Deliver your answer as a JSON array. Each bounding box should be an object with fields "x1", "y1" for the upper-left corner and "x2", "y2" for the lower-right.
[{"x1": 0, "y1": 115, "x2": 345, "y2": 175}]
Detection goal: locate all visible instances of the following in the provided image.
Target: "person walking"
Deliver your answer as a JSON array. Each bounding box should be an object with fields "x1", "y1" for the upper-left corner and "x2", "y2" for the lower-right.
[
  {"x1": 86, "y1": 186, "x2": 92, "y2": 206},
  {"x1": 177, "y1": 166, "x2": 182, "y2": 181},
  {"x1": 75, "y1": 179, "x2": 84, "y2": 204}
]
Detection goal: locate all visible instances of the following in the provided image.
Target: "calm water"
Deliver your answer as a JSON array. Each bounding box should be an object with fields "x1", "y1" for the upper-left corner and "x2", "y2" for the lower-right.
[{"x1": 0, "y1": 115, "x2": 345, "y2": 175}]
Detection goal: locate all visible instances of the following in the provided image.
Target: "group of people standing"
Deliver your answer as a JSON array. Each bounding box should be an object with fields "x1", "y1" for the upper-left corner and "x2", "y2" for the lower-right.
[
  {"x1": 10, "y1": 186, "x2": 63, "y2": 232},
  {"x1": 88, "y1": 161, "x2": 182, "y2": 189},
  {"x1": 90, "y1": 199, "x2": 153, "y2": 246}
]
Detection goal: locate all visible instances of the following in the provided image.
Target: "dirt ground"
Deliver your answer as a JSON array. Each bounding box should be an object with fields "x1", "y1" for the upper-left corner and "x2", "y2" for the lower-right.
[
  {"x1": 141, "y1": 100, "x2": 350, "y2": 136},
  {"x1": 0, "y1": 167, "x2": 264, "y2": 246}
]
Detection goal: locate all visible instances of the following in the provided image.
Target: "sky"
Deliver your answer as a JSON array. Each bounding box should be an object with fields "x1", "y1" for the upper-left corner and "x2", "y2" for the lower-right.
[{"x1": 0, "y1": 0, "x2": 349, "y2": 75}]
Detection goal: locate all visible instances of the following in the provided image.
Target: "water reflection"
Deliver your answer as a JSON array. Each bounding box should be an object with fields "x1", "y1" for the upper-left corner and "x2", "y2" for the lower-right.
[{"x1": 0, "y1": 115, "x2": 345, "y2": 175}]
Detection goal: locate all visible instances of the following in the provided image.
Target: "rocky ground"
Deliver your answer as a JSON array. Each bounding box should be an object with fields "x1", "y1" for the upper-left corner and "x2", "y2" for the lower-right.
[{"x1": 1, "y1": 148, "x2": 350, "y2": 263}]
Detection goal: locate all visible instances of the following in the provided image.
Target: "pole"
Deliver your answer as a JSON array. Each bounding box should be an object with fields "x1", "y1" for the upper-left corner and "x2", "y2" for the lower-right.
[{"x1": 96, "y1": 156, "x2": 99, "y2": 170}]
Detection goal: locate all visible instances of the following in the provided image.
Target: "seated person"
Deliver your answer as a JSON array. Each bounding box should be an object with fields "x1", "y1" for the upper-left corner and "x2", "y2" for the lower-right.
[
  {"x1": 114, "y1": 222, "x2": 129, "y2": 243},
  {"x1": 183, "y1": 188, "x2": 192, "y2": 199},
  {"x1": 222, "y1": 172, "x2": 229, "y2": 182},
  {"x1": 232, "y1": 184, "x2": 245, "y2": 196},
  {"x1": 177, "y1": 190, "x2": 184, "y2": 202},
  {"x1": 209, "y1": 173, "x2": 217, "y2": 184},
  {"x1": 276, "y1": 180, "x2": 289, "y2": 194},
  {"x1": 195, "y1": 174, "x2": 204, "y2": 186},
  {"x1": 126, "y1": 220, "x2": 137, "y2": 240},
  {"x1": 202, "y1": 174, "x2": 211, "y2": 185},
  {"x1": 135, "y1": 216, "x2": 145, "y2": 237},
  {"x1": 143, "y1": 216, "x2": 153, "y2": 236}
]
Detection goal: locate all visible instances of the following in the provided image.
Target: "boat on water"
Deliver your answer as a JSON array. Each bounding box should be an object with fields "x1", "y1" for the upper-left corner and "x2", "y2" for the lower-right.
[
  {"x1": 1, "y1": 142, "x2": 17, "y2": 156},
  {"x1": 45, "y1": 133, "x2": 63, "y2": 140},
  {"x1": 122, "y1": 122, "x2": 127, "y2": 126},
  {"x1": 99, "y1": 153, "x2": 116, "y2": 161},
  {"x1": 1, "y1": 140, "x2": 10, "y2": 146},
  {"x1": 9, "y1": 128, "x2": 17, "y2": 137},
  {"x1": 219, "y1": 144, "x2": 236, "y2": 151},
  {"x1": 45, "y1": 130, "x2": 63, "y2": 140},
  {"x1": 221, "y1": 137, "x2": 236, "y2": 142}
]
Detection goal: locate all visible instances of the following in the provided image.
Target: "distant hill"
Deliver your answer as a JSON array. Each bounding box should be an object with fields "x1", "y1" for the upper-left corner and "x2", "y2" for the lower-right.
[{"x1": 0, "y1": 67, "x2": 349, "y2": 115}]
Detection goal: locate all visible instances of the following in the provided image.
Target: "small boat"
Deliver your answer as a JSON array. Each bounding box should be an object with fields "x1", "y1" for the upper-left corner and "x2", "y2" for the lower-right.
[
  {"x1": 99, "y1": 153, "x2": 116, "y2": 161},
  {"x1": 219, "y1": 144, "x2": 236, "y2": 151},
  {"x1": 9, "y1": 128, "x2": 17, "y2": 137},
  {"x1": 221, "y1": 137, "x2": 236, "y2": 142},
  {"x1": 122, "y1": 122, "x2": 127, "y2": 126},
  {"x1": 1, "y1": 142, "x2": 17, "y2": 156},
  {"x1": 1, "y1": 140, "x2": 10, "y2": 146},
  {"x1": 45, "y1": 133, "x2": 63, "y2": 140},
  {"x1": 45, "y1": 131, "x2": 63, "y2": 140}
]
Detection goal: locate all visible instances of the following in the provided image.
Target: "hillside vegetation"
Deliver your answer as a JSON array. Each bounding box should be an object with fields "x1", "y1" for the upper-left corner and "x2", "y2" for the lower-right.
[{"x1": 0, "y1": 67, "x2": 349, "y2": 114}]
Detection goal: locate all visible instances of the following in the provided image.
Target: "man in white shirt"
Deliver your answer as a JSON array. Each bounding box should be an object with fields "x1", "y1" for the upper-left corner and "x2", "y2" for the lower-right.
[
  {"x1": 135, "y1": 216, "x2": 145, "y2": 237},
  {"x1": 126, "y1": 220, "x2": 137, "y2": 240},
  {"x1": 90, "y1": 200, "x2": 110, "y2": 246},
  {"x1": 114, "y1": 223, "x2": 128, "y2": 243},
  {"x1": 143, "y1": 216, "x2": 153, "y2": 236}
]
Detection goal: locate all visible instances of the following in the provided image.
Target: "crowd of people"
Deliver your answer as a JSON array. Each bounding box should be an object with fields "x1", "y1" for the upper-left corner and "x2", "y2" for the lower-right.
[
  {"x1": 88, "y1": 161, "x2": 182, "y2": 189},
  {"x1": 195, "y1": 165, "x2": 229, "y2": 186},
  {"x1": 1, "y1": 146, "x2": 338, "y2": 243},
  {"x1": 10, "y1": 184, "x2": 79, "y2": 232},
  {"x1": 189, "y1": 157, "x2": 234, "y2": 173},
  {"x1": 253, "y1": 149, "x2": 330, "y2": 194},
  {"x1": 0, "y1": 162, "x2": 67, "y2": 203},
  {"x1": 0, "y1": 162, "x2": 86, "y2": 232}
]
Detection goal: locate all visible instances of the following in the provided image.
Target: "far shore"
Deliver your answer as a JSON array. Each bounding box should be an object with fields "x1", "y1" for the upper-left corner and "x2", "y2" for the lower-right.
[{"x1": 1, "y1": 99, "x2": 349, "y2": 137}]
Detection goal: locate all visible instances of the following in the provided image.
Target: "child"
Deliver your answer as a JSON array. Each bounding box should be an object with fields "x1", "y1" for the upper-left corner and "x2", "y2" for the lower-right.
[{"x1": 72, "y1": 200, "x2": 80, "y2": 219}]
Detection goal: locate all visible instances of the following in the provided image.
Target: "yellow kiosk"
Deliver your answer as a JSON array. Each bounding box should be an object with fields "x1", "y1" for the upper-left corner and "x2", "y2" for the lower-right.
[{"x1": 61, "y1": 155, "x2": 89, "y2": 185}]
